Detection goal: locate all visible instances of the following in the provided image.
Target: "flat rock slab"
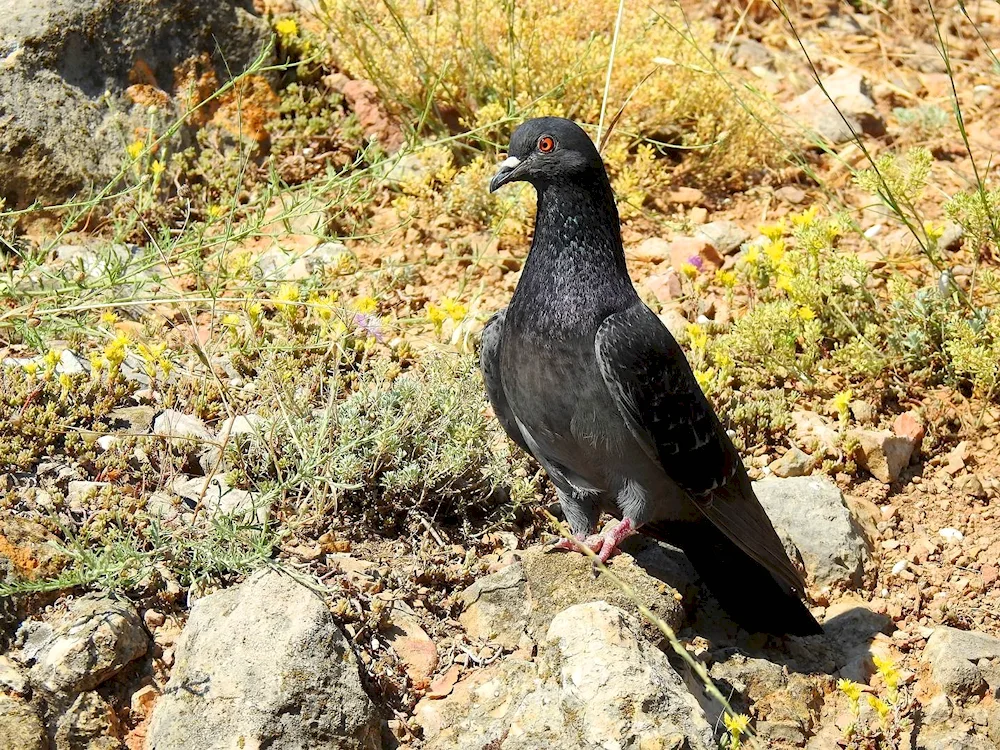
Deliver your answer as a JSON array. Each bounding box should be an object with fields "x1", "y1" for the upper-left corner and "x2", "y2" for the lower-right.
[
  {"x1": 460, "y1": 545, "x2": 686, "y2": 650},
  {"x1": 417, "y1": 602, "x2": 714, "y2": 750},
  {"x1": 146, "y1": 569, "x2": 382, "y2": 750},
  {"x1": 925, "y1": 627, "x2": 1000, "y2": 700}
]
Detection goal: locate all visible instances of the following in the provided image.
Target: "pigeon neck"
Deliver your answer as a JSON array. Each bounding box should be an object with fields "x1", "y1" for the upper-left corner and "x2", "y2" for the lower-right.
[
  {"x1": 529, "y1": 175, "x2": 631, "y2": 280},
  {"x1": 510, "y1": 174, "x2": 637, "y2": 336}
]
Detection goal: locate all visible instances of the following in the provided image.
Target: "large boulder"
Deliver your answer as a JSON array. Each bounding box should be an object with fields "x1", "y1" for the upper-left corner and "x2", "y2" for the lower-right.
[
  {"x1": 0, "y1": 0, "x2": 271, "y2": 207},
  {"x1": 146, "y1": 569, "x2": 382, "y2": 750},
  {"x1": 416, "y1": 601, "x2": 715, "y2": 750}
]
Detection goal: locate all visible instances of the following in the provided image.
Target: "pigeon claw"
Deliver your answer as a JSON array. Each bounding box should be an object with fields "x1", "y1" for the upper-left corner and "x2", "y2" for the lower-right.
[{"x1": 552, "y1": 518, "x2": 637, "y2": 564}]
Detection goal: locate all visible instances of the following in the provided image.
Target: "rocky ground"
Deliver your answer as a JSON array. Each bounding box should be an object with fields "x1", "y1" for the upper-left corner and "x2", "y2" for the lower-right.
[{"x1": 2, "y1": 0, "x2": 1000, "y2": 749}]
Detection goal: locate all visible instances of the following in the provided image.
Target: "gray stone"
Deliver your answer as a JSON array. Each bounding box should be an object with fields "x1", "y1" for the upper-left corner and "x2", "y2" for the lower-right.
[
  {"x1": 23, "y1": 595, "x2": 148, "y2": 695},
  {"x1": 0, "y1": 693, "x2": 46, "y2": 750},
  {"x1": 217, "y1": 413, "x2": 268, "y2": 441},
  {"x1": 66, "y1": 480, "x2": 109, "y2": 505},
  {"x1": 917, "y1": 724, "x2": 995, "y2": 750},
  {"x1": 171, "y1": 474, "x2": 265, "y2": 522},
  {"x1": 105, "y1": 405, "x2": 157, "y2": 434},
  {"x1": 152, "y1": 410, "x2": 213, "y2": 444},
  {"x1": 0, "y1": 0, "x2": 272, "y2": 208},
  {"x1": 146, "y1": 569, "x2": 381, "y2": 750},
  {"x1": 709, "y1": 652, "x2": 787, "y2": 704},
  {"x1": 53, "y1": 691, "x2": 120, "y2": 749},
  {"x1": 770, "y1": 446, "x2": 813, "y2": 478},
  {"x1": 695, "y1": 220, "x2": 750, "y2": 255},
  {"x1": 753, "y1": 476, "x2": 871, "y2": 589},
  {"x1": 416, "y1": 602, "x2": 714, "y2": 750},
  {"x1": 925, "y1": 628, "x2": 1000, "y2": 700},
  {"x1": 939, "y1": 221, "x2": 964, "y2": 252},
  {"x1": 459, "y1": 545, "x2": 685, "y2": 650},
  {"x1": 786, "y1": 68, "x2": 886, "y2": 145}
]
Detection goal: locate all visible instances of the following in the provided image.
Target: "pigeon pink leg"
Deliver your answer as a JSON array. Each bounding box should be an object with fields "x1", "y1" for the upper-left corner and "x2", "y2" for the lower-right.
[{"x1": 552, "y1": 518, "x2": 636, "y2": 562}]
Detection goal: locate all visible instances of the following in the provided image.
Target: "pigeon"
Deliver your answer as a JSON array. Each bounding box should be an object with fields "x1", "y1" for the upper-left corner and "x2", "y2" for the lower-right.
[{"x1": 481, "y1": 117, "x2": 822, "y2": 636}]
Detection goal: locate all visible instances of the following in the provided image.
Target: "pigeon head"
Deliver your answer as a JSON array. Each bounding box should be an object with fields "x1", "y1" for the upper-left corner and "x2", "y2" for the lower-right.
[{"x1": 489, "y1": 117, "x2": 604, "y2": 193}]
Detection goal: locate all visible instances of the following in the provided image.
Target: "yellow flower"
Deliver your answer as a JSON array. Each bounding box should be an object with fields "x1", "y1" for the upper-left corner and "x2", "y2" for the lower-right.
[
  {"x1": 427, "y1": 303, "x2": 447, "y2": 331},
  {"x1": 873, "y1": 654, "x2": 900, "y2": 690},
  {"x1": 764, "y1": 238, "x2": 786, "y2": 264},
  {"x1": 89, "y1": 353, "x2": 106, "y2": 373},
  {"x1": 221, "y1": 313, "x2": 241, "y2": 328},
  {"x1": 58, "y1": 372, "x2": 72, "y2": 393},
  {"x1": 924, "y1": 221, "x2": 944, "y2": 243},
  {"x1": 680, "y1": 262, "x2": 699, "y2": 279},
  {"x1": 694, "y1": 367, "x2": 716, "y2": 392},
  {"x1": 837, "y1": 678, "x2": 862, "y2": 702},
  {"x1": 791, "y1": 205, "x2": 818, "y2": 227},
  {"x1": 274, "y1": 283, "x2": 301, "y2": 316},
  {"x1": 744, "y1": 245, "x2": 761, "y2": 265},
  {"x1": 207, "y1": 204, "x2": 226, "y2": 220},
  {"x1": 354, "y1": 295, "x2": 378, "y2": 314},
  {"x1": 150, "y1": 159, "x2": 165, "y2": 177},
  {"x1": 275, "y1": 17, "x2": 299, "y2": 38},
  {"x1": 100, "y1": 311, "x2": 119, "y2": 325},
  {"x1": 126, "y1": 141, "x2": 144, "y2": 160},
  {"x1": 440, "y1": 297, "x2": 467, "y2": 321},
  {"x1": 723, "y1": 713, "x2": 750, "y2": 738},
  {"x1": 776, "y1": 274, "x2": 794, "y2": 293},
  {"x1": 867, "y1": 694, "x2": 891, "y2": 719},
  {"x1": 759, "y1": 220, "x2": 787, "y2": 241},
  {"x1": 311, "y1": 292, "x2": 339, "y2": 321},
  {"x1": 247, "y1": 301, "x2": 263, "y2": 324},
  {"x1": 797, "y1": 306, "x2": 815, "y2": 321},
  {"x1": 24, "y1": 361, "x2": 38, "y2": 376},
  {"x1": 104, "y1": 332, "x2": 131, "y2": 368},
  {"x1": 687, "y1": 324, "x2": 708, "y2": 352},
  {"x1": 43, "y1": 348, "x2": 62, "y2": 372},
  {"x1": 716, "y1": 270, "x2": 737, "y2": 288},
  {"x1": 831, "y1": 389, "x2": 853, "y2": 421}
]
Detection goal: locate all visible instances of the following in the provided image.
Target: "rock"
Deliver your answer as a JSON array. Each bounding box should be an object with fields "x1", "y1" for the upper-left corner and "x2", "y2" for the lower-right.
[
  {"x1": 791, "y1": 409, "x2": 840, "y2": 456},
  {"x1": 629, "y1": 237, "x2": 672, "y2": 263},
  {"x1": 130, "y1": 684, "x2": 159, "y2": 718},
  {"x1": 668, "y1": 186, "x2": 704, "y2": 205},
  {"x1": 0, "y1": 693, "x2": 46, "y2": 750},
  {"x1": 923, "y1": 693, "x2": 952, "y2": 724},
  {"x1": 217, "y1": 414, "x2": 268, "y2": 441},
  {"x1": 66, "y1": 480, "x2": 109, "y2": 505},
  {"x1": 658, "y1": 307, "x2": 690, "y2": 340},
  {"x1": 925, "y1": 627, "x2": 1000, "y2": 700},
  {"x1": 152, "y1": 410, "x2": 213, "y2": 444},
  {"x1": 730, "y1": 38, "x2": 774, "y2": 70},
  {"x1": 342, "y1": 79, "x2": 403, "y2": 152},
  {"x1": 849, "y1": 400, "x2": 876, "y2": 425},
  {"x1": 645, "y1": 269, "x2": 684, "y2": 304},
  {"x1": 786, "y1": 68, "x2": 886, "y2": 144},
  {"x1": 170, "y1": 474, "x2": 264, "y2": 521},
  {"x1": 53, "y1": 691, "x2": 121, "y2": 749},
  {"x1": 770, "y1": 447, "x2": 813, "y2": 478},
  {"x1": 893, "y1": 411, "x2": 925, "y2": 444},
  {"x1": 146, "y1": 569, "x2": 381, "y2": 750},
  {"x1": 670, "y1": 236, "x2": 723, "y2": 272},
  {"x1": 822, "y1": 599, "x2": 893, "y2": 681},
  {"x1": 709, "y1": 652, "x2": 787, "y2": 706},
  {"x1": 851, "y1": 429, "x2": 915, "y2": 483},
  {"x1": 459, "y1": 545, "x2": 685, "y2": 650},
  {"x1": 695, "y1": 220, "x2": 749, "y2": 255},
  {"x1": 104, "y1": 406, "x2": 158, "y2": 434},
  {"x1": 384, "y1": 602, "x2": 438, "y2": 689},
  {"x1": 939, "y1": 221, "x2": 964, "y2": 252},
  {"x1": 416, "y1": 602, "x2": 714, "y2": 749},
  {"x1": 774, "y1": 185, "x2": 807, "y2": 204},
  {"x1": 753, "y1": 476, "x2": 870, "y2": 589},
  {"x1": 22, "y1": 595, "x2": 148, "y2": 695},
  {"x1": 0, "y1": 655, "x2": 27, "y2": 694},
  {"x1": 0, "y1": 0, "x2": 272, "y2": 208},
  {"x1": 918, "y1": 723, "x2": 995, "y2": 750}
]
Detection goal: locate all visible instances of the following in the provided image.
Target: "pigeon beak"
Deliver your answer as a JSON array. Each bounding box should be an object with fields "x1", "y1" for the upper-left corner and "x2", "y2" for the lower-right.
[{"x1": 489, "y1": 156, "x2": 522, "y2": 193}]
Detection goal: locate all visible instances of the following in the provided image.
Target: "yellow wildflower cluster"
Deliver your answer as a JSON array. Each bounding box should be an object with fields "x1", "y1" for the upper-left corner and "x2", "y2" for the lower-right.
[
  {"x1": 831, "y1": 389, "x2": 853, "y2": 424},
  {"x1": 427, "y1": 297, "x2": 468, "y2": 335},
  {"x1": 90, "y1": 332, "x2": 131, "y2": 375},
  {"x1": 136, "y1": 342, "x2": 172, "y2": 379},
  {"x1": 275, "y1": 17, "x2": 299, "y2": 39},
  {"x1": 353, "y1": 295, "x2": 378, "y2": 314},
  {"x1": 722, "y1": 712, "x2": 751, "y2": 750},
  {"x1": 126, "y1": 140, "x2": 145, "y2": 160},
  {"x1": 274, "y1": 283, "x2": 301, "y2": 320},
  {"x1": 309, "y1": 292, "x2": 340, "y2": 322}
]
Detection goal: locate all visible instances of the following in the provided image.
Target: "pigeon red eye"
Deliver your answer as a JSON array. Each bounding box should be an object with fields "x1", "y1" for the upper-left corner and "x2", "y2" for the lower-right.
[{"x1": 537, "y1": 135, "x2": 555, "y2": 153}]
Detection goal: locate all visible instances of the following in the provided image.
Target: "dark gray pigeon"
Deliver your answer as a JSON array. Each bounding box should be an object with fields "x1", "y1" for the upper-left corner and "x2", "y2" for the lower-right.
[{"x1": 481, "y1": 117, "x2": 821, "y2": 636}]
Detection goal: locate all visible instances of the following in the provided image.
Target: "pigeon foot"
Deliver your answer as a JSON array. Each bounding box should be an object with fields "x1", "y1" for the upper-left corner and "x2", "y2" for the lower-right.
[{"x1": 552, "y1": 518, "x2": 636, "y2": 563}]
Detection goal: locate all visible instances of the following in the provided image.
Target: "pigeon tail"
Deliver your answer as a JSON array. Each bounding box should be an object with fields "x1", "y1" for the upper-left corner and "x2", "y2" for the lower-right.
[{"x1": 642, "y1": 517, "x2": 823, "y2": 636}]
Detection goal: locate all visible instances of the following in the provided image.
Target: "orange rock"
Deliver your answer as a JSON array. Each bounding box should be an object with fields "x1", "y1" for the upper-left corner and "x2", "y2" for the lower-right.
[{"x1": 426, "y1": 664, "x2": 461, "y2": 699}]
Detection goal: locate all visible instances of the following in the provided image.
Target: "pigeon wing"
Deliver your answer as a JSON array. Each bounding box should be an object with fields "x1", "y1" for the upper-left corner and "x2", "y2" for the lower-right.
[
  {"x1": 595, "y1": 303, "x2": 806, "y2": 595},
  {"x1": 480, "y1": 308, "x2": 532, "y2": 456}
]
